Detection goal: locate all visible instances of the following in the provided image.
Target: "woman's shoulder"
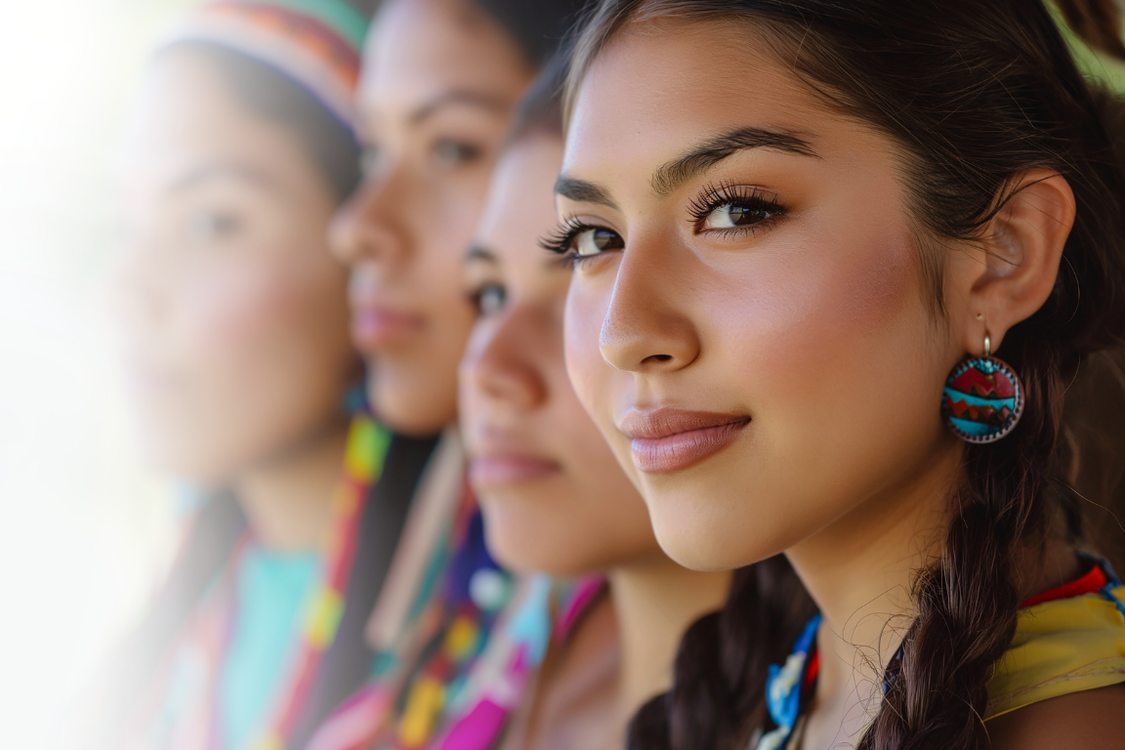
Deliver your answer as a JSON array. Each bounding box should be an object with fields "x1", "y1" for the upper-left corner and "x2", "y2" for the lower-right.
[{"x1": 987, "y1": 683, "x2": 1125, "y2": 749}]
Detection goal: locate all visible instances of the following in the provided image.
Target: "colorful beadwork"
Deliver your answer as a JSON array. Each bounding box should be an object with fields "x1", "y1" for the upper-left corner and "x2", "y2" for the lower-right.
[
  {"x1": 941, "y1": 356, "x2": 1024, "y2": 443},
  {"x1": 242, "y1": 414, "x2": 390, "y2": 750},
  {"x1": 165, "y1": 0, "x2": 367, "y2": 130}
]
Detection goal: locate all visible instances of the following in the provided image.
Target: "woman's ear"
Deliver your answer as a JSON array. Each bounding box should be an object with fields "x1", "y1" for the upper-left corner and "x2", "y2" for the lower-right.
[{"x1": 949, "y1": 169, "x2": 1076, "y2": 355}]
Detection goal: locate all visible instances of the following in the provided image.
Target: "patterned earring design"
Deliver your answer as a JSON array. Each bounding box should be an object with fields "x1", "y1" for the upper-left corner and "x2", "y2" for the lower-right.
[{"x1": 941, "y1": 333, "x2": 1024, "y2": 443}]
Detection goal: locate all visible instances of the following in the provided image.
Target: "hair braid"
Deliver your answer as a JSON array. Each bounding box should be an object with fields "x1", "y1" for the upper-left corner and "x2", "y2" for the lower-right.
[
  {"x1": 861, "y1": 333, "x2": 1069, "y2": 747},
  {"x1": 627, "y1": 556, "x2": 816, "y2": 750}
]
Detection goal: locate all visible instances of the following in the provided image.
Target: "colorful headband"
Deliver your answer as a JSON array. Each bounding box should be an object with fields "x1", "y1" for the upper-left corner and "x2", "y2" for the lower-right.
[{"x1": 163, "y1": 0, "x2": 369, "y2": 130}]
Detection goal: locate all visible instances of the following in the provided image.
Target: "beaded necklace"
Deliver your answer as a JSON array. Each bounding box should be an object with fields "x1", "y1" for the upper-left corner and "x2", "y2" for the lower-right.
[
  {"x1": 756, "y1": 557, "x2": 1124, "y2": 750},
  {"x1": 214, "y1": 414, "x2": 391, "y2": 750}
]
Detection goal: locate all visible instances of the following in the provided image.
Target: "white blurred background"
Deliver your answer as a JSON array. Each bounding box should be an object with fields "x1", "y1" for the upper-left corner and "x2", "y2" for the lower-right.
[{"x1": 0, "y1": 1, "x2": 192, "y2": 745}]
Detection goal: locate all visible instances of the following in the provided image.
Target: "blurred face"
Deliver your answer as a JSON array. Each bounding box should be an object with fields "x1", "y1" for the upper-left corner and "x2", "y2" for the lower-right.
[
  {"x1": 460, "y1": 133, "x2": 661, "y2": 575},
  {"x1": 331, "y1": 0, "x2": 534, "y2": 435},
  {"x1": 559, "y1": 21, "x2": 966, "y2": 571},
  {"x1": 113, "y1": 50, "x2": 355, "y2": 483}
]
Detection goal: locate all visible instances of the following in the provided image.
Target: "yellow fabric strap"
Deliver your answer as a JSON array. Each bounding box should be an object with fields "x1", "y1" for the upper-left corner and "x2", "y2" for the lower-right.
[{"x1": 986, "y1": 585, "x2": 1125, "y2": 719}]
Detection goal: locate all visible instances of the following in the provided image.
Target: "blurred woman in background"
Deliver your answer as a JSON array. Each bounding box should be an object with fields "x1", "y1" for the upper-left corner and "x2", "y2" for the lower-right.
[
  {"x1": 456, "y1": 69, "x2": 731, "y2": 750},
  {"x1": 106, "y1": 2, "x2": 439, "y2": 748},
  {"x1": 302, "y1": 1, "x2": 590, "y2": 748}
]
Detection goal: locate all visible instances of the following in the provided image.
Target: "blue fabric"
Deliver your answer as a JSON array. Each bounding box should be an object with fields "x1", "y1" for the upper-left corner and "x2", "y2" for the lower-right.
[
  {"x1": 766, "y1": 613, "x2": 822, "y2": 731},
  {"x1": 219, "y1": 545, "x2": 321, "y2": 749}
]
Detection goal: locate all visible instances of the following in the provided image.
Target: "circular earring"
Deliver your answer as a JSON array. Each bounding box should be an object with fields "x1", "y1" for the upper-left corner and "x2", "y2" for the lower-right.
[{"x1": 941, "y1": 333, "x2": 1025, "y2": 443}]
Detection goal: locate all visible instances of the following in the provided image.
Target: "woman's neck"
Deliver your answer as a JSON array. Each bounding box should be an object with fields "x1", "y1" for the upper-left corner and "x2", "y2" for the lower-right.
[
  {"x1": 233, "y1": 417, "x2": 351, "y2": 553},
  {"x1": 786, "y1": 439, "x2": 963, "y2": 747},
  {"x1": 610, "y1": 555, "x2": 733, "y2": 723}
]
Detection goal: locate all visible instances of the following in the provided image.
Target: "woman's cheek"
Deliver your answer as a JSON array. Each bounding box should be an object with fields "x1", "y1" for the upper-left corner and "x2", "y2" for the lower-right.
[
  {"x1": 564, "y1": 274, "x2": 632, "y2": 465},
  {"x1": 719, "y1": 223, "x2": 917, "y2": 387},
  {"x1": 185, "y1": 253, "x2": 317, "y2": 364},
  {"x1": 713, "y1": 224, "x2": 926, "y2": 477}
]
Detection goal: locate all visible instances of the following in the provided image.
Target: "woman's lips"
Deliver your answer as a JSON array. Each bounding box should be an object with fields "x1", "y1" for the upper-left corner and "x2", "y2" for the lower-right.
[
  {"x1": 350, "y1": 305, "x2": 423, "y2": 349},
  {"x1": 620, "y1": 408, "x2": 751, "y2": 475},
  {"x1": 468, "y1": 454, "x2": 562, "y2": 489}
]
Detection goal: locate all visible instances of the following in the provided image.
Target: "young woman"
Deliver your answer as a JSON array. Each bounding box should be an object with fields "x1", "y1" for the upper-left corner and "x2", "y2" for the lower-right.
[
  {"x1": 457, "y1": 72, "x2": 730, "y2": 749},
  {"x1": 302, "y1": 2, "x2": 589, "y2": 748},
  {"x1": 106, "y1": 2, "x2": 439, "y2": 748},
  {"x1": 552, "y1": 1, "x2": 1125, "y2": 748}
]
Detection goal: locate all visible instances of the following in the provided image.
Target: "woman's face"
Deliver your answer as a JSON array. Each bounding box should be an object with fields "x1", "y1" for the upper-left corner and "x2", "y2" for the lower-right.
[
  {"x1": 330, "y1": 0, "x2": 534, "y2": 436},
  {"x1": 560, "y1": 21, "x2": 967, "y2": 571},
  {"x1": 460, "y1": 132, "x2": 662, "y2": 575},
  {"x1": 114, "y1": 50, "x2": 355, "y2": 484}
]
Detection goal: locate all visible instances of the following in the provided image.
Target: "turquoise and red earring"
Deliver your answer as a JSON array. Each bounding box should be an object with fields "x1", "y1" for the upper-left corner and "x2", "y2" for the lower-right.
[{"x1": 941, "y1": 332, "x2": 1024, "y2": 443}]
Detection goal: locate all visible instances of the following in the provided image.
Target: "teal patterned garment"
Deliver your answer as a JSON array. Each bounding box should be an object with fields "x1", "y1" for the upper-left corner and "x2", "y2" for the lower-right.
[{"x1": 219, "y1": 546, "x2": 321, "y2": 750}]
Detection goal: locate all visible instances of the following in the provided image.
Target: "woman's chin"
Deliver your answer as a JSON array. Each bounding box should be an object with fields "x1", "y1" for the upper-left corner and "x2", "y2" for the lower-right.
[
  {"x1": 648, "y1": 494, "x2": 777, "y2": 573},
  {"x1": 481, "y1": 510, "x2": 619, "y2": 577},
  {"x1": 366, "y1": 369, "x2": 455, "y2": 437}
]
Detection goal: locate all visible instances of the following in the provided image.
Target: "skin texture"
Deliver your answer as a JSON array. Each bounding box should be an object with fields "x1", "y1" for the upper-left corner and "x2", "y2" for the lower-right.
[
  {"x1": 330, "y1": 0, "x2": 534, "y2": 436},
  {"x1": 460, "y1": 133, "x2": 661, "y2": 576},
  {"x1": 559, "y1": 19, "x2": 1119, "y2": 748},
  {"x1": 114, "y1": 49, "x2": 355, "y2": 551},
  {"x1": 461, "y1": 132, "x2": 731, "y2": 748}
]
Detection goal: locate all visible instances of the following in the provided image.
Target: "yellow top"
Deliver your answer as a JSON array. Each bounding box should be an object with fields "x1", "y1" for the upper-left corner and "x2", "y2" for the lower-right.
[{"x1": 986, "y1": 585, "x2": 1125, "y2": 719}]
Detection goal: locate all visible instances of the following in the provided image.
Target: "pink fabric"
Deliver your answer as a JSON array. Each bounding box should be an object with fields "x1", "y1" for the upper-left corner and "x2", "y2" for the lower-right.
[
  {"x1": 437, "y1": 700, "x2": 507, "y2": 750},
  {"x1": 554, "y1": 577, "x2": 605, "y2": 644},
  {"x1": 305, "y1": 685, "x2": 393, "y2": 750}
]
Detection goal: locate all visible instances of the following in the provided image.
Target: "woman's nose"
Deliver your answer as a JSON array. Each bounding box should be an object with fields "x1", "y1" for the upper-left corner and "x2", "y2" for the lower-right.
[
  {"x1": 462, "y1": 305, "x2": 549, "y2": 411},
  {"x1": 598, "y1": 245, "x2": 700, "y2": 374},
  {"x1": 328, "y1": 168, "x2": 408, "y2": 267}
]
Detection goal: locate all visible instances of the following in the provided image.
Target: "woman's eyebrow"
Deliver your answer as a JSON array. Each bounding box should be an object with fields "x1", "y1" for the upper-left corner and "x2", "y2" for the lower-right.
[
  {"x1": 553, "y1": 127, "x2": 818, "y2": 208},
  {"x1": 409, "y1": 90, "x2": 509, "y2": 125},
  {"x1": 167, "y1": 162, "x2": 281, "y2": 195},
  {"x1": 553, "y1": 175, "x2": 619, "y2": 210},
  {"x1": 650, "y1": 126, "x2": 820, "y2": 196},
  {"x1": 465, "y1": 244, "x2": 500, "y2": 265}
]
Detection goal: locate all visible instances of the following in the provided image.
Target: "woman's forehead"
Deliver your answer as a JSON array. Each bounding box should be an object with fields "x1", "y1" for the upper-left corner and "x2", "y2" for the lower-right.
[{"x1": 563, "y1": 22, "x2": 826, "y2": 181}]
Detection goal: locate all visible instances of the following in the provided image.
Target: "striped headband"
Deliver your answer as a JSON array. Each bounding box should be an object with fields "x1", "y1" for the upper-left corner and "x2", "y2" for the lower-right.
[{"x1": 164, "y1": 0, "x2": 369, "y2": 130}]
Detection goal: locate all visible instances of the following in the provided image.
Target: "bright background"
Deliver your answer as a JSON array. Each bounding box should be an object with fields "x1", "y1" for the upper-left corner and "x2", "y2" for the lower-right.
[{"x1": 0, "y1": 1, "x2": 193, "y2": 745}]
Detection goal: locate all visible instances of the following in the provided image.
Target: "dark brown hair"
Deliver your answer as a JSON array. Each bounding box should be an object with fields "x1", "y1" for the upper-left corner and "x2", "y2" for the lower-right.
[
  {"x1": 564, "y1": 1, "x2": 1125, "y2": 748},
  {"x1": 471, "y1": 0, "x2": 588, "y2": 67}
]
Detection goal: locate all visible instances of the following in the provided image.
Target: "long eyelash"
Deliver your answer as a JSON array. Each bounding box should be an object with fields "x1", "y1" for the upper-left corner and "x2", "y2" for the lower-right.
[
  {"x1": 538, "y1": 217, "x2": 588, "y2": 255},
  {"x1": 539, "y1": 219, "x2": 612, "y2": 270},
  {"x1": 686, "y1": 180, "x2": 784, "y2": 225}
]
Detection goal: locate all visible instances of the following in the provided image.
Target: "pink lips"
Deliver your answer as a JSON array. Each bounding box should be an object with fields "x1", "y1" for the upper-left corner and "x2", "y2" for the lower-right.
[
  {"x1": 468, "y1": 454, "x2": 562, "y2": 489},
  {"x1": 620, "y1": 408, "x2": 750, "y2": 474},
  {"x1": 350, "y1": 305, "x2": 423, "y2": 349}
]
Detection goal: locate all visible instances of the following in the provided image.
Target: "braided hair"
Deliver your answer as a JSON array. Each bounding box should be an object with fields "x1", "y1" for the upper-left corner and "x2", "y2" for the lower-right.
[{"x1": 563, "y1": 1, "x2": 1125, "y2": 748}]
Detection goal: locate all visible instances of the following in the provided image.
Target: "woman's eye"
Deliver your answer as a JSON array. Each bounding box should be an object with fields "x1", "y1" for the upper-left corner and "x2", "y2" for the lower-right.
[
  {"x1": 188, "y1": 211, "x2": 243, "y2": 243},
  {"x1": 574, "y1": 227, "x2": 624, "y2": 257},
  {"x1": 433, "y1": 140, "x2": 483, "y2": 169},
  {"x1": 704, "y1": 203, "x2": 776, "y2": 230},
  {"x1": 473, "y1": 283, "x2": 506, "y2": 316}
]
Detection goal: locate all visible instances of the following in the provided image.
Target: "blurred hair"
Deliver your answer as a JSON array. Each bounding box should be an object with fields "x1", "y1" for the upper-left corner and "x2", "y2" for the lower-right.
[
  {"x1": 1055, "y1": 0, "x2": 1125, "y2": 60},
  {"x1": 471, "y1": 0, "x2": 588, "y2": 68},
  {"x1": 163, "y1": 41, "x2": 363, "y2": 202},
  {"x1": 506, "y1": 51, "x2": 569, "y2": 146},
  {"x1": 1056, "y1": 345, "x2": 1125, "y2": 572}
]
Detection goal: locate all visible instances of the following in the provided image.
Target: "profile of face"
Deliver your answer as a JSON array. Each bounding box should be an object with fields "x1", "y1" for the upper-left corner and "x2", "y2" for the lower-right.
[
  {"x1": 330, "y1": 0, "x2": 534, "y2": 436},
  {"x1": 559, "y1": 21, "x2": 979, "y2": 571},
  {"x1": 113, "y1": 49, "x2": 356, "y2": 484},
  {"x1": 460, "y1": 132, "x2": 662, "y2": 575}
]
